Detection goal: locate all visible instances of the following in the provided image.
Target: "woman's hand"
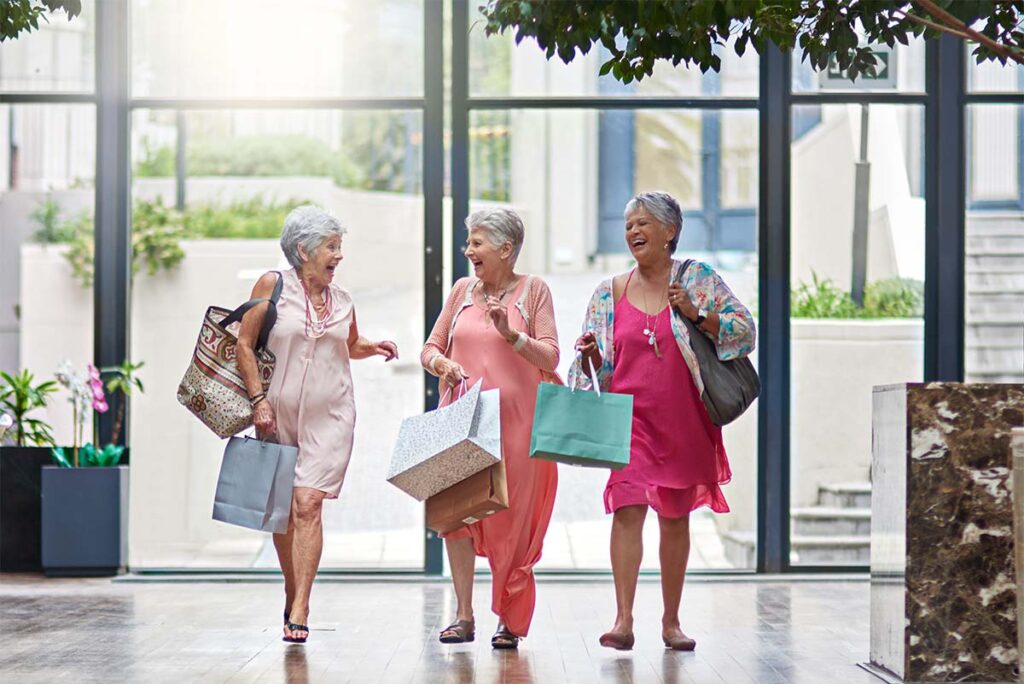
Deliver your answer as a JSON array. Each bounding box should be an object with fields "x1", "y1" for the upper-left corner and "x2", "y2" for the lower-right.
[
  {"x1": 486, "y1": 296, "x2": 512, "y2": 338},
  {"x1": 575, "y1": 331, "x2": 603, "y2": 372},
  {"x1": 434, "y1": 356, "x2": 468, "y2": 387},
  {"x1": 374, "y1": 340, "x2": 399, "y2": 362},
  {"x1": 253, "y1": 399, "x2": 276, "y2": 437},
  {"x1": 669, "y1": 283, "x2": 699, "y2": 321}
]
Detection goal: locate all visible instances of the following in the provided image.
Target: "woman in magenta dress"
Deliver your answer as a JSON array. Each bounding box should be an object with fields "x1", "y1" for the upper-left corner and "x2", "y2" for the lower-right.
[
  {"x1": 421, "y1": 208, "x2": 560, "y2": 649},
  {"x1": 571, "y1": 192, "x2": 756, "y2": 652}
]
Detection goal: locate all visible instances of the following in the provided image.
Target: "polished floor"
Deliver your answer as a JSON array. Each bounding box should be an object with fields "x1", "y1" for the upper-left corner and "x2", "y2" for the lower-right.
[{"x1": 0, "y1": 575, "x2": 879, "y2": 683}]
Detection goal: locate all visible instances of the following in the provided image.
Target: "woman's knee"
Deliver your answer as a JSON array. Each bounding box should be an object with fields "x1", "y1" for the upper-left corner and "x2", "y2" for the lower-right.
[
  {"x1": 612, "y1": 505, "x2": 648, "y2": 532},
  {"x1": 291, "y1": 491, "x2": 324, "y2": 524}
]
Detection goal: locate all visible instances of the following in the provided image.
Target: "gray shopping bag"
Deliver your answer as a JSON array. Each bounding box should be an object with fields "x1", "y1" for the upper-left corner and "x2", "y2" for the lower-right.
[
  {"x1": 386, "y1": 379, "x2": 502, "y2": 501},
  {"x1": 212, "y1": 436, "x2": 298, "y2": 534}
]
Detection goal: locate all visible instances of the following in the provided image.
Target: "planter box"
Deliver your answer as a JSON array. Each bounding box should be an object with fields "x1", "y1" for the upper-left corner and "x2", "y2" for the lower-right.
[
  {"x1": 0, "y1": 446, "x2": 54, "y2": 572},
  {"x1": 41, "y1": 465, "x2": 128, "y2": 577}
]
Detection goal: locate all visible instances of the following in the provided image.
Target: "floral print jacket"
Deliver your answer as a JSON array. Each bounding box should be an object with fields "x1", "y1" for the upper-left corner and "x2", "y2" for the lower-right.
[{"x1": 568, "y1": 259, "x2": 756, "y2": 396}]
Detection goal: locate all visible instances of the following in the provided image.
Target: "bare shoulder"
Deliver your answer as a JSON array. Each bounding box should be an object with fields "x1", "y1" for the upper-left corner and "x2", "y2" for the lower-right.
[
  {"x1": 250, "y1": 271, "x2": 280, "y2": 298},
  {"x1": 611, "y1": 271, "x2": 631, "y2": 302}
]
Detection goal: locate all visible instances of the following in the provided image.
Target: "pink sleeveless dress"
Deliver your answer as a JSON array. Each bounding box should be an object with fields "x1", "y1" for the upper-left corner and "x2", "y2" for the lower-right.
[
  {"x1": 441, "y1": 277, "x2": 558, "y2": 637},
  {"x1": 265, "y1": 268, "x2": 356, "y2": 499},
  {"x1": 606, "y1": 275, "x2": 731, "y2": 517}
]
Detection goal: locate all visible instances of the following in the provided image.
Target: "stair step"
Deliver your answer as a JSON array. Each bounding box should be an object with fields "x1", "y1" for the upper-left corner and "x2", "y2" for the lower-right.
[
  {"x1": 791, "y1": 535, "x2": 870, "y2": 564},
  {"x1": 818, "y1": 482, "x2": 871, "y2": 509},
  {"x1": 792, "y1": 507, "x2": 871, "y2": 536},
  {"x1": 720, "y1": 531, "x2": 756, "y2": 569}
]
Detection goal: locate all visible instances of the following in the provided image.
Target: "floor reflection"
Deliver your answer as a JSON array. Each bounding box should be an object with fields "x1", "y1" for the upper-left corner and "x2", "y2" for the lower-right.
[{"x1": 283, "y1": 645, "x2": 308, "y2": 684}]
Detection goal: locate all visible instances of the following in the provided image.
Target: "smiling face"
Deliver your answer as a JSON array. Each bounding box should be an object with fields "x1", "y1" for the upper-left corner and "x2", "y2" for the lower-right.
[
  {"x1": 464, "y1": 227, "x2": 512, "y2": 283},
  {"x1": 299, "y1": 234, "x2": 344, "y2": 286},
  {"x1": 625, "y1": 206, "x2": 676, "y2": 264}
]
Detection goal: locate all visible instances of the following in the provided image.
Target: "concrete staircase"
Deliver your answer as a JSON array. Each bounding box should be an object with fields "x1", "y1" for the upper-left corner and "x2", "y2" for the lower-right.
[
  {"x1": 721, "y1": 482, "x2": 871, "y2": 568},
  {"x1": 966, "y1": 213, "x2": 1024, "y2": 383}
]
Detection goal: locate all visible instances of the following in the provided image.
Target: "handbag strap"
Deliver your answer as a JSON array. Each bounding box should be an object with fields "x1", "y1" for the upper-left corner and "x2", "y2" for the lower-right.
[{"x1": 220, "y1": 271, "x2": 284, "y2": 351}]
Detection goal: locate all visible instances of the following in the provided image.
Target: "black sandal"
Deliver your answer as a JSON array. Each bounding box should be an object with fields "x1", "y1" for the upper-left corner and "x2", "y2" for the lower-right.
[
  {"x1": 491, "y1": 623, "x2": 519, "y2": 650},
  {"x1": 439, "y1": 619, "x2": 475, "y2": 644},
  {"x1": 284, "y1": 622, "x2": 309, "y2": 644}
]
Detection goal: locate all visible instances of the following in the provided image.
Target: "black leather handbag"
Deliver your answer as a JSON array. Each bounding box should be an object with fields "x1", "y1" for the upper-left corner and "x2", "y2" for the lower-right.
[{"x1": 675, "y1": 260, "x2": 760, "y2": 426}]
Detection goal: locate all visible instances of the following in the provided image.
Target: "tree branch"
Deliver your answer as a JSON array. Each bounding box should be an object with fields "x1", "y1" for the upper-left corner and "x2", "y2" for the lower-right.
[
  {"x1": 912, "y1": 0, "x2": 1024, "y2": 65},
  {"x1": 895, "y1": 9, "x2": 972, "y2": 41}
]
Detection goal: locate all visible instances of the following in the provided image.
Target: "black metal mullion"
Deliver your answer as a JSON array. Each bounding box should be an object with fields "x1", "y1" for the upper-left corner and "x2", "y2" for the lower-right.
[
  {"x1": 0, "y1": 92, "x2": 96, "y2": 104},
  {"x1": 468, "y1": 95, "x2": 758, "y2": 110},
  {"x1": 422, "y1": 0, "x2": 445, "y2": 576},
  {"x1": 94, "y1": 0, "x2": 131, "y2": 447},
  {"x1": 924, "y1": 35, "x2": 966, "y2": 381},
  {"x1": 129, "y1": 97, "x2": 425, "y2": 110},
  {"x1": 757, "y1": 43, "x2": 792, "y2": 574},
  {"x1": 452, "y1": 0, "x2": 470, "y2": 281}
]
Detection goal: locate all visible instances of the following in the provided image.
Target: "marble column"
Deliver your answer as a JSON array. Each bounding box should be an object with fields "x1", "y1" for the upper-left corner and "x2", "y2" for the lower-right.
[{"x1": 871, "y1": 382, "x2": 1024, "y2": 682}]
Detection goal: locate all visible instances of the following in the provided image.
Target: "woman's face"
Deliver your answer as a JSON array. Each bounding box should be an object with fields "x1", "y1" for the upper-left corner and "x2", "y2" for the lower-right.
[
  {"x1": 301, "y1": 234, "x2": 344, "y2": 283},
  {"x1": 464, "y1": 227, "x2": 511, "y2": 281},
  {"x1": 625, "y1": 206, "x2": 675, "y2": 262}
]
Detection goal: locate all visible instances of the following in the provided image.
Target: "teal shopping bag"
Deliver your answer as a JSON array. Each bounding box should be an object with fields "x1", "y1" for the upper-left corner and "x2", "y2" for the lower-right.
[{"x1": 529, "y1": 359, "x2": 633, "y2": 470}]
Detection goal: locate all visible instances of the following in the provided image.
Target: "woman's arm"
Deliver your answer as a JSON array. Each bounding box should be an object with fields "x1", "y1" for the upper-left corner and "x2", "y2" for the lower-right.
[
  {"x1": 507, "y1": 279, "x2": 559, "y2": 373},
  {"x1": 420, "y1": 279, "x2": 469, "y2": 387},
  {"x1": 346, "y1": 308, "x2": 398, "y2": 361},
  {"x1": 235, "y1": 272, "x2": 279, "y2": 435}
]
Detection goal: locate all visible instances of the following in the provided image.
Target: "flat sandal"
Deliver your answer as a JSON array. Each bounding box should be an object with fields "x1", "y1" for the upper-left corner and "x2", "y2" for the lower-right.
[{"x1": 439, "y1": 619, "x2": 475, "y2": 644}]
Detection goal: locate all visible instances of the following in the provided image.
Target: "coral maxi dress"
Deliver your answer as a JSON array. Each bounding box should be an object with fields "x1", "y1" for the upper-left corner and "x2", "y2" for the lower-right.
[{"x1": 421, "y1": 276, "x2": 559, "y2": 637}]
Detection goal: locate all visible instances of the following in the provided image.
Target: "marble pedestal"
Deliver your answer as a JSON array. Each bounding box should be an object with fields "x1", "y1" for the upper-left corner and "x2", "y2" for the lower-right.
[{"x1": 871, "y1": 383, "x2": 1024, "y2": 682}]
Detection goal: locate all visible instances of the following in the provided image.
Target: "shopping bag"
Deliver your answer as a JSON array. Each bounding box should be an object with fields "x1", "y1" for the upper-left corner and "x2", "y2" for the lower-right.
[
  {"x1": 386, "y1": 379, "x2": 501, "y2": 501},
  {"x1": 529, "y1": 357, "x2": 633, "y2": 469},
  {"x1": 425, "y1": 461, "x2": 509, "y2": 534},
  {"x1": 212, "y1": 435, "x2": 298, "y2": 534}
]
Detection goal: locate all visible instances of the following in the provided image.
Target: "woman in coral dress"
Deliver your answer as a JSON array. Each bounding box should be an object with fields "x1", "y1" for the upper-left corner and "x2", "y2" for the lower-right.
[
  {"x1": 571, "y1": 192, "x2": 756, "y2": 652},
  {"x1": 421, "y1": 208, "x2": 559, "y2": 649}
]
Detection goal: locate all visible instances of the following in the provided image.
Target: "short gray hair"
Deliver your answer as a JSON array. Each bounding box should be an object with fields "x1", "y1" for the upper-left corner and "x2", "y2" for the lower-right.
[
  {"x1": 624, "y1": 191, "x2": 683, "y2": 254},
  {"x1": 279, "y1": 205, "x2": 347, "y2": 269},
  {"x1": 465, "y1": 207, "x2": 525, "y2": 263}
]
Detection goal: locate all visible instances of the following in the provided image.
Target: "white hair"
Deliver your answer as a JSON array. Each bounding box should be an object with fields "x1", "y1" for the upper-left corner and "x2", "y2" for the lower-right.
[
  {"x1": 465, "y1": 207, "x2": 525, "y2": 263},
  {"x1": 279, "y1": 205, "x2": 347, "y2": 269},
  {"x1": 624, "y1": 191, "x2": 683, "y2": 253}
]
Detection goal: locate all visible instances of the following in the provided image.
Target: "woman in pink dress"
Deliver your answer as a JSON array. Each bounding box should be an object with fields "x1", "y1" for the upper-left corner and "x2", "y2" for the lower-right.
[
  {"x1": 571, "y1": 192, "x2": 756, "y2": 652},
  {"x1": 236, "y1": 206, "x2": 398, "y2": 644},
  {"x1": 421, "y1": 208, "x2": 560, "y2": 649}
]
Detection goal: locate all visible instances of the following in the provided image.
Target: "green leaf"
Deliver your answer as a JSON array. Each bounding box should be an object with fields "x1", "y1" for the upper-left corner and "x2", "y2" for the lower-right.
[{"x1": 50, "y1": 447, "x2": 72, "y2": 468}]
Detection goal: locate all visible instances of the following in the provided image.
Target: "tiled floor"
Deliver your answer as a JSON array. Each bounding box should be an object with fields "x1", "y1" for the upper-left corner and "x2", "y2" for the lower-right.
[{"x1": 0, "y1": 574, "x2": 880, "y2": 683}]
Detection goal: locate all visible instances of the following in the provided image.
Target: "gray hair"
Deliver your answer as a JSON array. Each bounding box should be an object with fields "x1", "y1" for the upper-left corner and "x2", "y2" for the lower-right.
[
  {"x1": 465, "y1": 207, "x2": 525, "y2": 263},
  {"x1": 279, "y1": 205, "x2": 347, "y2": 269},
  {"x1": 624, "y1": 191, "x2": 683, "y2": 254}
]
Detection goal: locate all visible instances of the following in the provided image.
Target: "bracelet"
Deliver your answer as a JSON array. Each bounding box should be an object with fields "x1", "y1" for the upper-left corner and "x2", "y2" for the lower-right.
[
  {"x1": 249, "y1": 392, "x2": 267, "y2": 407},
  {"x1": 508, "y1": 331, "x2": 527, "y2": 351},
  {"x1": 429, "y1": 354, "x2": 444, "y2": 373}
]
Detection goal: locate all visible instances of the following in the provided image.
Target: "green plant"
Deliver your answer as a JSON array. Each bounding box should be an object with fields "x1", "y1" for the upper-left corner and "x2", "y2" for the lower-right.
[
  {"x1": 102, "y1": 360, "x2": 144, "y2": 447},
  {"x1": 50, "y1": 443, "x2": 124, "y2": 468},
  {"x1": 184, "y1": 197, "x2": 306, "y2": 239},
  {"x1": 134, "y1": 139, "x2": 175, "y2": 177},
  {"x1": 791, "y1": 273, "x2": 925, "y2": 319},
  {"x1": 481, "y1": 1, "x2": 1022, "y2": 87},
  {"x1": 31, "y1": 195, "x2": 76, "y2": 244},
  {"x1": 0, "y1": 370, "x2": 57, "y2": 447},
  {"x1": 1, "y1": 0, "x2": 81, "y2": 42}
]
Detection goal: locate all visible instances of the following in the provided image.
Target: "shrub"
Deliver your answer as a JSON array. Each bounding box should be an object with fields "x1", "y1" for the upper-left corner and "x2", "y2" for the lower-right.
[
  {"x1": 791, "y1": 273, "x2": 924, "y2": 319},
  {"x1": 31, "y1": 195, "x2": 76, "y2": 244},
  {"x1": 184, "y1": 197, "x2": 306, "y2": 239}
]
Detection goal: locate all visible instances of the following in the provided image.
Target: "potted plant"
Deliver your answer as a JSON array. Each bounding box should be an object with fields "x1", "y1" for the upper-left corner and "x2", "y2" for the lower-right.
[
  {"x1": 0, "y1": 369, "x2": 58, "y2": 572},
  {"x1": 40, "y1": 361, "x2": 141, "y2": 577}
]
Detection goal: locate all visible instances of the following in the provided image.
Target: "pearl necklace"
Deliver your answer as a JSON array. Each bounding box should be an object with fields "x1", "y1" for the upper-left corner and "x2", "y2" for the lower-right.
[{"x1": 302, "y1": 284, "x2": 333, "y2": 339}]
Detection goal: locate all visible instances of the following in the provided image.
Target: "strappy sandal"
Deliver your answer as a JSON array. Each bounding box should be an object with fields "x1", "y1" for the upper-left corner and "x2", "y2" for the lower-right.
[
  {"x1": 599, "y1": 631, "x2": 635, "y2": 651},
  {"x1": 439, "y1": 619, "x2": 475, "y2": 644},
  {"x1": 491, "y1": 623, "x2": 519, "y2": 650},
  {"x1": 284, "y1": 622, "x2": 309, "y2": 644},
  {"x1": 662, "y1": 632, "x2": 696, "y2": 651}
]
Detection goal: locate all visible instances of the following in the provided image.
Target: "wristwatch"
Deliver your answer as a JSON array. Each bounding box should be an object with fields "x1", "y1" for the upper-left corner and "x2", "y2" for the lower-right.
[{"x1": 694, "y1": 308, "x2": 708, "y2": 325}]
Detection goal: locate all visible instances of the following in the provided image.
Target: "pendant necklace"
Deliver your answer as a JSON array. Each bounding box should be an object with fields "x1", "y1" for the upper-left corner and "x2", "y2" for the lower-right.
[
  {"x1": 478, "y1": 277, "x2": 513, "y2": 327},
  {"x1": 638, "y1": 271, "x2": 665, "y2": 358},
  {"x1": 302, "y1": 281, "x2": 333, "y2": 339}
]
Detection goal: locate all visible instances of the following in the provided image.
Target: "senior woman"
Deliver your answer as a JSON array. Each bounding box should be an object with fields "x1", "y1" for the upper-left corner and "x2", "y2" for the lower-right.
[
  {"x1": 421, "y1": 208, "x2": 559, "y2": 650},
  {"x1": 236, "y1": 205, "x2": 398, "y2": 644},
  {"x1": 571, "y1": 191, "x2": 755, "y2": 652}
]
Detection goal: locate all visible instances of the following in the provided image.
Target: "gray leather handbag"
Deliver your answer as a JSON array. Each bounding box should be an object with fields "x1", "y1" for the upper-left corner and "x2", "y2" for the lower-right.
[{"x1": 675, "y1": 260, "x2": 760, "y2": 426}]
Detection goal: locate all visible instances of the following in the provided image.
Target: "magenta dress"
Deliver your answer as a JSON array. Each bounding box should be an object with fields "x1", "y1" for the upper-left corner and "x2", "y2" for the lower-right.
[{"x1": 605, "y1": 290, "x2": 731, "y2": 518}]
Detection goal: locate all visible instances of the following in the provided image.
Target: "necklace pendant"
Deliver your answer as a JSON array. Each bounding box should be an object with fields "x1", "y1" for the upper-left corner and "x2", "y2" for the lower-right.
[
  {"x1": 647, "y1": 332, "x2": 656, "y2": 346},
  {"x1": 643, "y1": 327, "x2": 651, "y2": 336},
  {"x1": 653, "y1": 337, "x2": 661, "y2": 358}
]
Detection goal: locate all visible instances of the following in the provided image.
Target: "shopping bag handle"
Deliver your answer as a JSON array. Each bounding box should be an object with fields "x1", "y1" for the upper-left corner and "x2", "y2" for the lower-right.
[
  {"x1": 439, "y1": 378, "x2": 469, "y2": 405},
  {"x1": 571, "y1": 353, "x2": 602, "y2": 397}
]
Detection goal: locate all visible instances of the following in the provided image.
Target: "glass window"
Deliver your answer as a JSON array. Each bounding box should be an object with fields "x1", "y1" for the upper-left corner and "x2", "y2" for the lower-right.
[
  {"x1": 792, "y1": 39, "x2": 925, "y2": 94},
  {"x1": 128, "y1": 108, "x2": 425, "y2": 569},
  {"x1": 789, "y1": 104, "x2": 926, "y2": 566},
  {"x1": 468, "y1": 108, "x2": 759, "y2": 571},
  {"x1": 965, "y1": 103, "x2": 1024, "y2": 384},
  {"x1": 968, "y1": 53, "x2": 1023, "y2": 93},
  {"x1": 0, "y1": 5, "x2": 95, "y2": 92},
  {"x1": 0, "y1": 104, "x2": 96, "y2": 452},
  {"x1": 131, "y1": 0, "x2": 424, "y2": 98},
  {"x1": 469, "y1": 4, "x2": 758, "y2": 98}
]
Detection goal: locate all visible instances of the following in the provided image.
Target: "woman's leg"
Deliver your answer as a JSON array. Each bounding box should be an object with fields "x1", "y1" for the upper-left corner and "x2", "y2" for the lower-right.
[
  {"x1": 446, "y1": 536, "x2": 476, "y2": 622},
  {"x1": 607, "y1": 505, "x2": 648, "y2": 636},
  {"x1": 658, "y1": 514, "x2": 692, "y2": 642},
  {"x1": 273, "y1": 523, "x2": 296, "y2": 625},
  {"x1": 286, "y1": 487, "x2": 327, "y2": 639}
]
